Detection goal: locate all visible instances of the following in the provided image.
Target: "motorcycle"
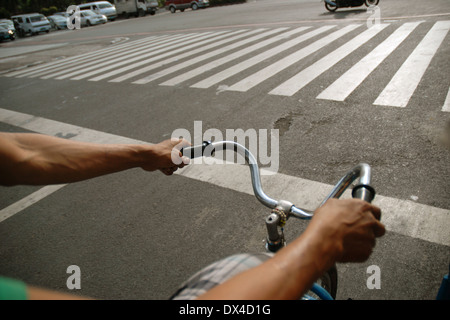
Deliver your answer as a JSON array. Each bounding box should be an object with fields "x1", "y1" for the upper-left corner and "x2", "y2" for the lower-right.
[{"x1": 324, "y1": 0, "x2": 379, "y2": 12}]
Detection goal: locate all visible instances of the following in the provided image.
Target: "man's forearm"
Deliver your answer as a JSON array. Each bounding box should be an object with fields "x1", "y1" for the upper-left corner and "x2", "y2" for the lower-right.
[{"x1": 0, "y1": 133, "x2": 153, "y2": 186}]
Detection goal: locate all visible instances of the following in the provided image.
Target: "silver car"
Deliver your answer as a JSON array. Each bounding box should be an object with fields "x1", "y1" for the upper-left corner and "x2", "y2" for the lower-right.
[
  {"x1": 80, "y1": 10, "x2": 107, "y2": 26},
  {"x1": 47, "y1": 15, "x2": 68, "y2": 30}
]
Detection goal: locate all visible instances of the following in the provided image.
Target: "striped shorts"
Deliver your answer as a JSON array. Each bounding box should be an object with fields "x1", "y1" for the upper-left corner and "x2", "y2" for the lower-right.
[{"x1": 170, "y1": 252, "x2": 273, "y2": 300}]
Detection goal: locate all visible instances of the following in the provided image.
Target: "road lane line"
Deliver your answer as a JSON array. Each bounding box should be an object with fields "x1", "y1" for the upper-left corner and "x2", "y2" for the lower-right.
[
  {"x1": 269, "y1": 24, "x2": 389, "y2": 97},
  {"x1": 0, "y1": 185, "x2": 66, "y2": 223},
  {"x1": 0, "y1": 108, "x2": 449, "y2": 246},
  {"x1": 374, "y1": 21, "x2": 450, "y2": 108},
  {"x1": 443, "y1": 87, "x2": 450, "y2": 112},
  {"x1": 226, "y1": 24, "x2": 361, "y2": 93},
  {"x1": 317, "y1": 22, "x2": 421, "y2": 102}
]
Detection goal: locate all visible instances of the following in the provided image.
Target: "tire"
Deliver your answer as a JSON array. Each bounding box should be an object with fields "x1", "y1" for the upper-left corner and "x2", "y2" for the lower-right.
[
  {"x1": 325, "y1": 2, "x2": 337, "y2": 12},
  {"x1": 319, "y1": 265, "x2": 338, "y2": 299},
  {"x1": 365, "y1": 0, "x2": 379, "y2": 6},
  {"x1": 304, "y1": 264, "x2": 338, "y2": 299},
  {"x1": 170, "y1": 6, "x2": 176, "y2": 13},
  {"x1": 192, "y1": 3, "x2": 198, "y2": 10}
]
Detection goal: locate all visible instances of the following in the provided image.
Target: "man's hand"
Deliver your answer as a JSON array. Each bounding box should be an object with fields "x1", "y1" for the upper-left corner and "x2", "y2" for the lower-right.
[
  {"x1": 306, "y1": 198, "x2": 385, "y2": 264},
  {"x1": 140, "y1": 138, "x2": 191, "y2": 176}
]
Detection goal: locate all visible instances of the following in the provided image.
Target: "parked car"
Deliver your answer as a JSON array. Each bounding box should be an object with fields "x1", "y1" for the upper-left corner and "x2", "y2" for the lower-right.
[
  {"x1": 78, "y1": 1, "x2": 117, "y2": 21},
  {"x1": 54, "y1": 12, "x2": 70, "y2": 18},
  {"x1": 0, "y1": 24, "x2": 15, "y2": 41},
  {"x1": 11, "y1": 13, "x2": 51, "y2": 37},
  {"x1": 80, "y1": 10, "x2": 108, "y2": 26},
  {"x1": 47, "y1": 15, "x2": 68, "y2": 30},
  {"x1": 0, "y1": 19, "x2": 15, "y2": 39},
  {"x1": 112, "y1": 0, "x2": 158, "y2": 18},
  {"x1": 165, "y1": 0, "x2": 210, "y2": 13},
  {"x1": 0, "y1": 19, "x2": 15, "y2": 30}
]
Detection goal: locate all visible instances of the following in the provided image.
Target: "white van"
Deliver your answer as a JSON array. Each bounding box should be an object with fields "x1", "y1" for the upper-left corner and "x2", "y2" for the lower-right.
[
  {"x1": 11, "y1": 13, "x2": 51, "y2": 36},
  {"x1": 77, "y1": 1, "x2": 117, "y2": 21},
  {"x1": 113, "y1": 0, "x2": 158, "y2": 18}
]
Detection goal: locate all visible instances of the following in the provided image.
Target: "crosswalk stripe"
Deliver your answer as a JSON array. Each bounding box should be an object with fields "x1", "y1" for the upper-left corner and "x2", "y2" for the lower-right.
[
  {"x1": 2, "y1": 21, "x2": 449, "y2": 111},
  {"x1": 38, "y1": 33, "x2": 194, "y2": 80},
  {"x1": 32, "y1": 34, "x2": 177, "y2": 79},
  {"x1": 4, "y1": 36, "x2": 162, "y2": 78},
  {"x1": 374, "y1": 20, "x2": 450, "y2": 108},
  {"x1": 71, "y1": 31, "x2": 234, "y2": 81},
  {"x1": 132, "y1": 27, "x2": 301, "y2": 85},
  {"x1": 317, "y1": 22, "x2": 422, "y2": 102},
  {"x1": 269, "y1": 24, "x2": 389, "y2": 97},
  {"x1": 99, "y1": 29, "x2": 263, "y2": 83},
  {"x1": 226, "y1": 24, "x2": 361, "y2": 93},
  {"x1": 158, "y1": 27, "x2": 291, "y2": 86},
  {"x1": 52, "y1": 32, "x2": 213, "y2": 80},
  {"x1": 191, "y1": 25, "x2": 334, "y2": 89}
]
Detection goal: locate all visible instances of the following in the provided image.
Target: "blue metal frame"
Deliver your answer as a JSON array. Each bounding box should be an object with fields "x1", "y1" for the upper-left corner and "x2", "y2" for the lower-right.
[
  {"x1": 436, "y1": 264, "x2": 450, "y2": 300},
  {"x1": 311, "y1": 283, "x2": 334, "y2": 300}
]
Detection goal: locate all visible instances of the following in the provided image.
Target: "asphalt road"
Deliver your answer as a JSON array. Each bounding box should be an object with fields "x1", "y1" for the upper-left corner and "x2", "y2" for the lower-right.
[{"x1": 0, "y1": 0, "x2": 449, "y2": 302}]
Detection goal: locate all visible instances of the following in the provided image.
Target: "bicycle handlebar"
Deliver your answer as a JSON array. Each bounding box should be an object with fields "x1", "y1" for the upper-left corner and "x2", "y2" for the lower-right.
[{"x1": 181, "y1": 141, "x2": 375, "y2": 220}]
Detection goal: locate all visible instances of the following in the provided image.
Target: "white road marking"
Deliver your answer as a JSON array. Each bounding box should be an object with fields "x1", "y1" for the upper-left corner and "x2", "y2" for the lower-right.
[
  {"x1": 269, "y1": 24, "x2": 389, "y2": 96},
  {"x1": 158, "y1": 27, "x2": 290, "y2": 86},
  {"x1": 0, "y1": 185, "x2": 66, "y2": 223},
  {"x1": 374, "y1": 21, "x2": 450, "y2": 108},
  {"x1": 133, "y1": 27, "x2": 298, "y2": 85},
  {"x1": 442, "y1": 87, "x2": 450, "y2": 112},
  {"x1": 0, "y1": 108, "x2": 449, "y2": 246},
  {"x1": 8, "y1": 35, "x2": 165, "y2": 78},
  {"x1": 95, "y1": 29, "x2": 255, "y2": 82},
  {"x1": 89, "y1": 30, "x2": 251, "y2": 82},
  {"x1": 56, "y1": 33, "x2": 214, "y2": 80},
  {"x1": 191, "y1": 25, "x2": 332, "y2": 89},
  {"x1": 317, "y1": 22, "x2": 421, "y2": 102},
  {"x1": 226, "y1": 24, "x2": 361, "y2": 92}
]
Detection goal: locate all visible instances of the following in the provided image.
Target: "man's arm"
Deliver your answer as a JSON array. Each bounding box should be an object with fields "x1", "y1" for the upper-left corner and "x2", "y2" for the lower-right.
[
  {"x1": 197, "y1": 199, "x2": 385, "y2": 300},
  {"x1": 0, "y1": 132, "x2": 189, "y2": 186}
]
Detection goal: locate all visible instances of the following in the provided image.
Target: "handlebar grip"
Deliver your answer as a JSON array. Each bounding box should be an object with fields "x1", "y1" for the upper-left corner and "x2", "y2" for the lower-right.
[
  {"x1": 181, "y1": 141, "x2": 213, "y2": 159},
  {"x1": 352, "y1": 184, "x2": 376, "y2": 203}
]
